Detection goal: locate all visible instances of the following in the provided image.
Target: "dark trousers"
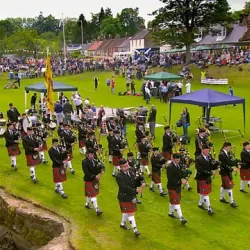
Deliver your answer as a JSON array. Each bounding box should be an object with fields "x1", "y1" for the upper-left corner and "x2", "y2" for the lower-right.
[{"x1": 76, "y1": 104, "x2": 84, "y2": 115}]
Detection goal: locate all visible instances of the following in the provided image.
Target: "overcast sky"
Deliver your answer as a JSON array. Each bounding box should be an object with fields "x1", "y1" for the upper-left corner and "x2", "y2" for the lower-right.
[{"x1": 0, "y1": 0, "x2": 246, "y2": 22}]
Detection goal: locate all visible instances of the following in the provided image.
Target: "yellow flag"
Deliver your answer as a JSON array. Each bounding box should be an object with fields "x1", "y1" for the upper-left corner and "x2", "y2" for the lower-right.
[{"x1": 44, "y1": 56, "x2": 54, "y2": 113}]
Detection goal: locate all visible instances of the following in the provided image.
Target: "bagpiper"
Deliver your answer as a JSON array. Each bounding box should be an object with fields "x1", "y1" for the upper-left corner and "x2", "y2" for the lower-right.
[
  {"x1": 48, "y1": 138, "x2": 68, "y2": 199},
  {"x1": 138, "y1": 135, "x2": 151, "y2": 176},
  {"x1": 107, "y1": 130, "x2": 114, "y2": 163},
  {"x1": 78, "y1": 122, "x2": 87, "y2": 154},
  {"x1": 3, "y1": 122, "x2": 21, "y2": 170},
  {"x1": 240, "y1": 141, "x2": 250, "y2": 192},
  {"x1": 111, "y1": 130, "x2": 123, "y2": 177},
  {"x1": 162, "y1": 126, "x2": 174, "y2": 160},
  {"x1": 167, "y1": 153, "x2": 187, "y2": 224}
]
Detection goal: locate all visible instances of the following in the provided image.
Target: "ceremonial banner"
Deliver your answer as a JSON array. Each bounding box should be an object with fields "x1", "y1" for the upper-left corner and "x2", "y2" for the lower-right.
[
  {"x1": 44, "y1": 56, "x2": 54, "y2": 113},
  {"x1": 201, "y1": 78, "x2": 228, "y2": 85}
]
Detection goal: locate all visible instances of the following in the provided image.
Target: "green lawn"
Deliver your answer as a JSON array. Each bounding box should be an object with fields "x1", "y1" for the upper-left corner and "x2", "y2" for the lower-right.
[{"x1": 0, "y1": 64, "x2": 250, "y2": 250}]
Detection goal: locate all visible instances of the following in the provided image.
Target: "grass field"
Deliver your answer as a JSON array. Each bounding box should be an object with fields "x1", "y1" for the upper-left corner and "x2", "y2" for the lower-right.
[{"x1": 0, "y1": 64, "x2": 250, "y2": 250}]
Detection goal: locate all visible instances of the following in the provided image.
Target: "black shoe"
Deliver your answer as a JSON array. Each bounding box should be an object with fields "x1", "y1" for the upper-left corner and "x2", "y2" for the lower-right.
[
  {"x1": 230, "y1": 202, "x2": 238, "y2": 208},
  {"x1": 240, "y1": 189, "x2": 248, "y2": 193},
  {"x1": 112, "y1": 173, "x2": 116, "y2": 177},
  {"x1": 32, "y1": 178, "x2": 38, "y2": 184},
  {"x1": 96, "y1": 209, "x2": 103, "y2": 216},
  {"x1": 134, "y1": 230, "x2": 141, "y2": 237},
  {"x1": 208, "y1": 209, "x2": 215, "y2": 215},
  {"x1": 181, "y1": 217, "x2": 188, "y2": 225},
  {"x1": 120, "y1": 224, "x2": 130, "y2": 230},
  {"x1": 61, "y1": 193, "x2": 68, "y2": 199},
  {"x1": 109, "y1": 161, "x2": 112, "y2": 164},
  {"x1": 42, "y1": 160, "x2": 48, "y2": 164},
  {"x1": 136, "y1": 199, "x2": 142, "y2": 204},
  {"x1": 198, "y1": 204, "x2": 207, "y2": 210},
  {"x1": 12, "y1": 165, "x2": 17, "y2": 171},
  {"x1": 148, "y1": 173, "x2": 152, "y2": 177},
  {"x1": 149, "y1": 187, "x2": 155, "y2": 192},
  {"x1": 55, "y1": 189, "x2": 60, "y2": 194},
  {"x1": 220, "y1": 198, "x2": 229, "y2": 204},
  {"x1": 71, "y1": 170, "x2": 75, "y2": 175},
  {"x1": 85, "y1": 204, "x2": 92, "y2": 209},
  {"x1": 168, "y1": 213, "x2": 178, "y2": 219},
  {"x1": 160, "y1": 192, "x2": 167, "y2": 197},
  {"x1": 188, "y1": 187, "x2": 193, "y2": 191}
]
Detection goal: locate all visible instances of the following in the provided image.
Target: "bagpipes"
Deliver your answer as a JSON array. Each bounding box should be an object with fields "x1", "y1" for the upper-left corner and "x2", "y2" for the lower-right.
[{"x1": 228, "y1": 147, "x2": 242, "y2": 177}]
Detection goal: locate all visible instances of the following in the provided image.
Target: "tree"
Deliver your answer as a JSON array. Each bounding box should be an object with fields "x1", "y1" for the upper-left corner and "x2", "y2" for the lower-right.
[
  {"x1": 152, "y1": 0, "x2": 232, "y2": 63},
  {"x1": 100, "y1": 16, "x2": 122, "y2": 38},
  {"x1": 118, "y1": 8, "x2": 145, "y2": 36}
]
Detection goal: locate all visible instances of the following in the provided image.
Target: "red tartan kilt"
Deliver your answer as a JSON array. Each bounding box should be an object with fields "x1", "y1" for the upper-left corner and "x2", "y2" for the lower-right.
[
  {"x1": 197, "y1": 180, "x2": 211, "y2": 195},
  {"x1": 152, "y1": 172, "x2": 161, "y2": 184},
  {"x1": 240, "y1": 168, "x2": 250, "y2": 181},
  {"x1": 7, "y1": 145, "x2": 21, "y2": 156},
  {"x1": 140, "y1": 158, "x2": 148, "y2": 166},
  {"x1": 221, "y1": 176, "x2": 234, "y2": 189},
  {"x1": 119, "y1": 201, "x2": 137, "y2": 213},
  {"x1": 112, "y1": 156, "x2": 120, "y2": 166},
  {"x1": 79, "y1": 140, "x2": 85, "y2": 148},
  {"x1": 53, "y1": 167, "x2": 67, "y2": 183},
  {"x1": 85, "y1": 181, "x2": 99, "y2": 197},
  {"x1": 42, "y1": 143, "x2": 48, "y2": 151},
  {"x1": 26, "y1": 154, "x2": 41, "y2": 167},
  {"x1": 168, "y1": 190, "x2": 181, "y2": 205},
  {"x1": 162, "y1": 151, "x2": 171, "y2": 160},
  {"x1": 68, "y1": 153, "x2": 73, "y2": 161}
]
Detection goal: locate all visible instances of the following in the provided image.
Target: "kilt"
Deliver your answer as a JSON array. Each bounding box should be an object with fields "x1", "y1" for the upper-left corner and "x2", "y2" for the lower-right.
[
  {"x1": 39, "y1": 143, "x2": 47, "y2": 151},
  {"x1": 112, "y1": 156, "x2": 120, "y2": 167},
  {"x1": 7, "y1": 145, "x2": 21, "y2": 156},
  {"x1": 152, "y1": 172, "x2": 161, "y2": 184},
  {"x1": 26, "y1": 154, "x2": 41, "y2": 167},
  {"x1": 53, "y1": 167, "x2": 67, "y2": 183},
  {"x1": 68, "y1": 153, "x2": 73, "y2": 161},
  {"x1": 140, "y1": 157, "x2": 149, "y2": 166},
  {"x1": 119, "y1": 201, "x2": 137, "y2": 213},
  {"x1": 79, "y1": 140, "x2": 85, "y2": 148},
  {"x1": 85, "y1": 181, "x2": 99, "y2": 197},
  {"x1": 240, "y1": 168, "x2": 250, "y2": 181},
  {"x1": 221, "y1": 175, "x2": 234, "y2": 190},
  {"x1": 197, "y1": 180, "x2": 211, "y2": 195},
  {"x1": 168, "y1": 190, "x2": 181, "y2": 205},
  {"x1": 162, "y1": 151, "x2": 171, "y2": 160}
]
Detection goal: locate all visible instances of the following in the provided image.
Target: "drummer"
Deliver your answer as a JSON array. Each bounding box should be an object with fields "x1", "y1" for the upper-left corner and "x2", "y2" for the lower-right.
[
  {"x1": 3, "y1": 122, "x2": 21, "y2": 170},
  {"x1": 20, "y1": 113, "x2": 31, "y2": 137}
]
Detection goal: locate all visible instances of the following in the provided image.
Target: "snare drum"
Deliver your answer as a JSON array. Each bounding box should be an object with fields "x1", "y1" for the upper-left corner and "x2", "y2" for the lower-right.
[
  {"x1": 0, "y1": 119, "x2": 6, "y2": 127},
  {"x1": 0, "y1": 127, "x2": 5, "y2": 138},
  {"x1": 49, "y1": 122, "x2": 57, "y2": 131}
]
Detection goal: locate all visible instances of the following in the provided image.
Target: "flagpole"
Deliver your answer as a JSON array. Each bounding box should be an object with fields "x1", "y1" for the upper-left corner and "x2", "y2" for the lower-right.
[{"x1": 62, "y1": 14, "x2": 66, "y2": 62}]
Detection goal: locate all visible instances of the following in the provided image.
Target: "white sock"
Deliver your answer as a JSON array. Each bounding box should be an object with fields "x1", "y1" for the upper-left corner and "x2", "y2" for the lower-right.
[
  {"x1": 83, "y1": 147, "x2": 86, "y2": 154},
  {"x1": 158, "y1": 183, "x2": 163, "y2": 193},
  {"x1": 67, "y1": 161, "x2": 73, "y2": 170},
  {"x1": 199, "y1": 195, "x2": 204, "y2": 205},
  {"x1": 30, "y1": 167, "x2": 36, "y2": 179},
  {"x1": 117, "y1": 166, "x2": 120, "y2": 171},
  {"x1": 220, "y1": 187, "x2": 225, "y2": 199},
  {"x1": 186, "y1": 181, "x2": 190, "y2": 188},
  {"x1": 240, "y1": 180, "x2": 246, "y2": 190},
  {"x1": 204, "y1": 195, "x2": 211, "y2": 210},
  {"x1": 91, "y1": 197, "x2": 99, "y2": 211},
  {"x1": 248, "y1": 181, "x2": 250, "y2": 185},
  {"x1": 55, "y1": 182, "x2": 64, "y2": 194},
  {"x1": 169, "y1": 204, "x2": 174, "y2": 214},
  {"x1": 10, "y1": 156, "x2": 16, "y2": 166},
  {"x1": 150, "y1": 181, "x2": 154, "y2": 188},
  {"x1": 140, "y1": 165, "x2": 144, "y2": 173},
  {"x1": 121, "y1": 213, "x2": 128, "y2": 225},
  {"x1": 39, "y1": 151, "x2": 45, "y2": 161},
  {"x1": 85, "y1": 197, "x2": 91, "y2": 205},
  {"x1": 109, "y1": 155, "x2": 112, "y2": 162},
  {"x1": 128, "y1": 215, "x2": 137, "y2": 232},
  {"x1": 55, "y1": 183, "x2": 60, "y2": 190},
  {"x1": 228, "y1": 189, "x2": 234, "y2": 203},
  {"x1": 137, "y1": 152, "x2": 140, "y2": 159},
  {"x1": 175, "y1": 205, "x2": 183, "y2": 220},
  {"x1": 144, "y1": 165, "x2": 150, "y2": 174},
  {"x1": 113, "y1": 166, "x2": 116, "y2": 174}
]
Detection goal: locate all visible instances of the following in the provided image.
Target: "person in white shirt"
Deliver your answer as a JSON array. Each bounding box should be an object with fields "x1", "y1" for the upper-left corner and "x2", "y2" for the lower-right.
[
  {"x1": 177, "y1": 81, "x2": 183, "y2": 95},
  {"x1": 186, "y1": 81, "x2": 191, "y2": 94},
  {"x1": 145, "y1": 86, "x2": 151, "y2": 104},
  {"x1": 84, "y1": 97, "x2": 90, "y2": 107},
  {"x1": 72, "y1": 94, "x2": 83, "y2": 115}
]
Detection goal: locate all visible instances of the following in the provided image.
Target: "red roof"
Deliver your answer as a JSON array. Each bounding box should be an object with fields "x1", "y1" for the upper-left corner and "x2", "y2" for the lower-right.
[{"x1": 88, "y1": 41, "x2": 103, "y2": 51}]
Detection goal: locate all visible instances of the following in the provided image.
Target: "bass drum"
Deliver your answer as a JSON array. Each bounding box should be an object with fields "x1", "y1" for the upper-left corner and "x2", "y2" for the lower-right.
[
  {"x1": 0, "y1": 119, "x2": 6, "y2": 127},
  {"x1": 49, "y1": 122, "x2": 57, "y2": 131},
  {"x1": 0, "y1": 127, "x2": 5, "y2": 138}
]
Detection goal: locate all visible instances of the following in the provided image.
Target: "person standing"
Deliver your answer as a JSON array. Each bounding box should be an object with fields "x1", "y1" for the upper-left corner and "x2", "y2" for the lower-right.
[
  {"x1": 148, "y1": 105, "x2": 157, "y2": 139},
  {"x1": 111, "y1": 76, "x2": 115, "y2": 94},
  {"x1": 180, "y1": 107, "x2": 190, "y2": 136},
  {"x1": 229, "y1": 86, "x2": 236, "y2": 106},
  {"x1": 22, "y1": 127, "x2": 41, "y2": 184},
  {"x1": 30, "y1": 93, "x2": 37, "y2": 109},
  {"x1": 4, "y1": 122, "x2": 21, "y2": 170},
  {"x1": 144, "y1": 85, "x2": 151, "y2": 104},
  {"x1": 218, "y1": 142, "x2": 239, "y2": 208},
  {"x1": 48, "y1": 138, "x2": 68, "y2": 199},
  {"x1": 149, "y1": 147, "x2": 167, "y2": 196},
  {"x1": 72, "y1": 94, "x2": 84, "y2": 116},
  {"x1": 186, "y1": 81, "x2": 191, "y2": 94},
  {"x1": 131, "y1": 81, "x2": 136, "y2": 94},
  {"x1": 195, "y1": 145, "x2": 219, "y2": 215},
  {"x1": 240, "y1": 141, "x2": 250, "y2": 192},
  {"x1": 54, "y1": 101, "x2": 64, "y2": 125},
  {"x1": 162, "y1": 126, "x2": 173, "y2": 160},
  {"x1": 7, "y1": 103, "x2": 20, "y2": 123},
  {"x1": 138, "y1": 136, "x2": 152, "y2": 177},
  {"x1": 167, "y1": 153, "x2": 187, "y2": 224},
  {"x1": 116, "y1": 158, "x2": 145, "y2": 237},
  {"x1": 63, "y1": 99, "x2": 73, "y2": 124},
  {"x1": 94, "y1": 76, "x2": 99, "y2": 90},
  {"x1": 82, "y1": 149, "x2": 105, "y2": 216}
]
